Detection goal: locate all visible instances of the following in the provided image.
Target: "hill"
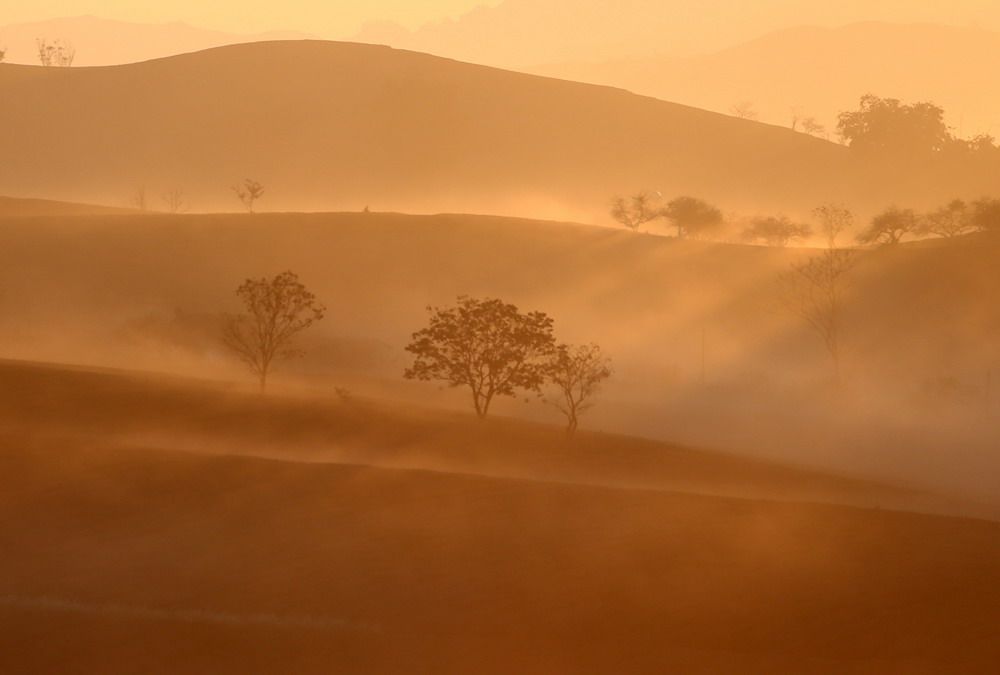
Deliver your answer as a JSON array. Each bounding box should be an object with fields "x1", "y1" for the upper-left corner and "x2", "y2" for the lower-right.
[
  {"x1": 533, "y1": 22, "x2": 1000, "y2": 138},
  {"x1": 0, "y1": 195, "x2": 135, "y2": 217},
  {"x1": 0, "y1": 15, "x2": 313, "y2": 66},
  {"x1": 0, "y1": 39, "x2": 959, "y2": 221},
  {"x1": 0, "y1": 360, "x2": 998, "y2": 674},
  {"x1": 0, "y1": 210, "x2": 996, "y2": 502}
]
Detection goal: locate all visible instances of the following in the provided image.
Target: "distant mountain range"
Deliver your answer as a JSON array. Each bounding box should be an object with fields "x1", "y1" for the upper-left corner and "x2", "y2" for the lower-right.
[
  {"x1": 530, "y1": 22, "x2": 1000, "y2": 138},
  {"x1": 0, "y1": 15, "x2": 313, "y2": 66},
  {"x1": 352, "y1": 0, "x2": 1000, "y2": 67}
]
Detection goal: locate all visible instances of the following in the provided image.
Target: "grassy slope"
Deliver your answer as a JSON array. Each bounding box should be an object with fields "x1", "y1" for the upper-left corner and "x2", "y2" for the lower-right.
[
  {"x1": 0, "y1": 361, "x2": 998, "y2": 674},
  {"x1": 0, "y1": 40, "x2": 851, "y2": 218}
]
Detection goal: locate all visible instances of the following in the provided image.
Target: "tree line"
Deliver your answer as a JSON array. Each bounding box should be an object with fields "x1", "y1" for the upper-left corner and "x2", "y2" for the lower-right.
[{"x1": 222, "y1": 276, "x2": 611, "y2": 437}]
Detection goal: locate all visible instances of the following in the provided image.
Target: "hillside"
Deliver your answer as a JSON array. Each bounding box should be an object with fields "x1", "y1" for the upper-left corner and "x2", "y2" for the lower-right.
[
  {"x1": 534, "y1": 22, "x2": 1000, "y2": 137},
  {"x1": 0, "y1": 15, "x2": 313, "y2": 66},
  {"x1": 1, "y1": 360, "x2": 999, "y2": 674},
  {"x1": 0, "y1": 195, "x2": 135, "y2": 217},
  {"x1": 0, "y1": 39, "x2": 898, "y2": 220},
  {"x1": 0, "y1": 210, "x2": 997, "y2": 502}
]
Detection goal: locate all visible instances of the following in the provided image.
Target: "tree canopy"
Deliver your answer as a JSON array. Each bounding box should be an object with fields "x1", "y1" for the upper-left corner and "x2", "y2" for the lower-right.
[{"x1": 404, "y1": 297, "x2": 557, "y2": 418}]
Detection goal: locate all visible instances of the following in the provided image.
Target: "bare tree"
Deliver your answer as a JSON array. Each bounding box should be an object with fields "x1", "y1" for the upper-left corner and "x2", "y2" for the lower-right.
[
  {"x1": 233, "y1": 179, "x2": 264, "y2": 213},
  {"x1": 545, "y1": 343, "x2": 612, "y2": 437},
  {"x1": 812, "y1": 203, "x2": 854, "y2": 248},
  {"x1": 918, "y1": 199, "x2": 974, "y2": 238},
  {"x1": 130, "y1": 185, "x2": 148, "y2": 212},
  {"x1": 857, "y1": 207, "x2": 919, "y2": 246},
  {"x1": 223, "y1": 271, "x2": 325, "y2": 391},
  {"x1": 730, "y1": 101, "x2": 759, "y2": 121},
  {"x1": 36, "y1": 39, "x2": 75, "y2": 67},
  {"x1": 741, "y1": 216, "x2": 812, "y2": 247},
  {"x1": 780, "y1": 248, "x2": 856, "y2": 382},
  {"x1": 404, "y1": 296, "x2": 556, "y2": 418},
  {"x1": 610, "y1": 192, "x2": 660, "y2": 233},
  {"x1": 162, "y1": 188, "x2": 186, "y2": 214}
]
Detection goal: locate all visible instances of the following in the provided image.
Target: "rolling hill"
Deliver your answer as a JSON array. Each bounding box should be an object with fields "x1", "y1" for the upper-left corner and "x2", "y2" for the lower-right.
[
  {"x1": 534, "y1": 22, "x2": 1000, "y2": 137},
  {"x1": 0, "y1": 15, "x2": 313, "y2": 66},
  {"x1": 4, "y1": 39, "x2": 991, "y2": 222},
  {"x1": 0, "y1": 359, "x2": 998, "y2": 674},
  {"x1": 0, "y1": 209, "x2": 996, "y2": 502}
]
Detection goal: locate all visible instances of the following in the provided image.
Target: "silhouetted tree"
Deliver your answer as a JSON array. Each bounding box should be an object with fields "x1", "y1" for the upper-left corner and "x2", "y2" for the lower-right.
[
  {"x1": 730, "y1": 101, "x2": 758, "y2": 121},
  {"x1": 800, "y1": 117, "x2": 826, "y2": 138},
  {"x1": 36, "y1": 38, "x2": 75, "y2": 67},
  {"x1": 545, "y1": 343, "x2": 612, "y2": 437},
  {"x1": 837, "y1": 95, "x2": 950, "y2": 155},
  {"x1": 162, "y1": 188, "x2": 186, "y2": 214},
  {"x1": 404, "y1": 297, "x2": 556, "y2": 418},
  {"x1": 610, "y1": 192, "x2": 660, "y2": 233},
  {"x1": 780, "y1": 249, "x2": 857, "y2": 382},
  {"x1": 130, "y1": 185, "x2": 148, "y2": 212},
  {"x1": 233, "y1": 179, "x2": 264, "y2": 213},
  {"x1": 741, "y1": 216, "x2": 812, "y2": 247},
  {"x1": 662, "y1": 196, "x2": 724, "y2": 239},
  {"x1": 0, "y1": 47, "x2": 6, "y2": 63},
  {"x1": 812, "y1": 203, "x2": 854, "y2": 248},
  {"x1": 223, "y1": 271, "x2": 325, "y2": 391},
  {"x1": 918, "y1": 200, "x2": 974, "y2": 238},
  {"x1": 970, "y1": 198, "x2": 1000, "y2": 233},
  {"x1": 857, "y1": 207, "x2": 919, "y2": 246}
]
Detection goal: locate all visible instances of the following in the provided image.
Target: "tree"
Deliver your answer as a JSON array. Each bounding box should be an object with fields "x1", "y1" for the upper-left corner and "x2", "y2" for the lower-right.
[
  {"x1": 36, "y1": 38, "x2": 75, "y2": 67},
  {"x1": 0, "y1": 47, "x2": 6, "y2": 63},
  {"x1": 918, "y1": 200, "x2": 974, "y2": 238},
  {"x1": 404, "y1": 297, "x2": 556, "y2": 418},
  {"x1": 800, "y1": 117, "x2": 826, "y2": 138},
  {"x1": 780, "y1": 249, "x2": 857, "y2": 382},
  {"x1": 970, "y1": 198, "x2": 1000, "y2": 233},
  {"x1": 857, "y1": 207, "x2": 919, "y2": 246},
  {"x1": 130, "y1": 185, "x2": 148, "y2": 212},
  {"x1": 812, "y1": 203, "x2": 854, "y2": 249},
  {"x1": 223, "y1": 271, "x2": 325, "y2": 391},
  {"x1": 662, "y1": 196, "x2": 724, "y2": 239},
  {"x1": 730, "y1": 101, "x2": 758, "y2": 121},
  {"x1": 837, "y1": 95, "x2": 950, "y2": 155},
  {"x1": 545, "y1": 344, "x2": 612, "y2": 437},
  {"x1": 162, "y1": 188, "x2": 186, "y2": 214},
  {"x1": 610, "y1": 192, "x2": 660, "y2": 233},
  {"x1": 233, "y1": 179, "x2": 264, "y2": 213},
  {"x1": 741, "y1": 216, "x2": 812, "y2": 247}
]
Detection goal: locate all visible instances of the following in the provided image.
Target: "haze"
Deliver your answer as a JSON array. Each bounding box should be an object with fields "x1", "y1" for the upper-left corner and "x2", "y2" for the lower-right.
[{"x1": 1, "y1": 2, "x2": 998, "y2": 673}]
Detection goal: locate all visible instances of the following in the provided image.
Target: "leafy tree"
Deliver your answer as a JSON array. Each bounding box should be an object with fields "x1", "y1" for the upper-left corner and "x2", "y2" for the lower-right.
[
  {"x1": 233, "y1": 179, "x2": 264, "y2": 213},
  {"x1": 741, "y1": 216, "x2": 812, "y2": 247},
  {"x1": 662, "y1": 196, "x2": 723, "y2": 239},
  {"x1": 812, "y1": 203, "x2": 854, "y2": 248},
  {"x1": 545, "y1": 344, "x2": 612, "y2": 437},
  {"x1": 404, "y1": 297, "x2": 556, "y2": 418},
  {"x1": 918, "y1": 200, "x2": 974, "y2": 238},
  {"x1": 780, "y1": 249, "x2": 857, "y2": 382},
  {"x1": 970, "y1": 198, "x2": 1000, "y2": 233},
  {"x1": 857, "y1": 207, "x2": 919, "y2": 246},
  {"x1": 223, "y1": 271, "x2": 325, "y2": 391},
  {"x1": 837, "y1": 95, "x2": 950, "y2": 155},
  {"x1": 610, "y1": 192, "x2": 660, "y2": 233}
]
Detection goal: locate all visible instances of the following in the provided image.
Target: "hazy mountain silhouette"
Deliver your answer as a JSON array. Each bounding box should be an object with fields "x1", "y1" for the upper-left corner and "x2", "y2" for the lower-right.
[
  {"x1": 0, "y1": 15, "x2": 313, "y2": 66},
  {"x1": 352, "y1": 0, "x2": 1000, "y2": 68},
  {"x1": 534, "y1": 22, "x2": 1000, "y2": 137}
]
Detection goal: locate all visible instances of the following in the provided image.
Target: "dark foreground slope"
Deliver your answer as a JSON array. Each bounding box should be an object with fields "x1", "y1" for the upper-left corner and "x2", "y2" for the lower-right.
[{"x1": 0, "y1": 361, "x2": 998, "y2": 674}]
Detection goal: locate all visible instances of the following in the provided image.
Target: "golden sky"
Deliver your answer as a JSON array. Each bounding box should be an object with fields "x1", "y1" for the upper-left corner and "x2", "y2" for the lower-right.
[{"x1": 0, "y1": 0, "x2": 495, "y2": 35}]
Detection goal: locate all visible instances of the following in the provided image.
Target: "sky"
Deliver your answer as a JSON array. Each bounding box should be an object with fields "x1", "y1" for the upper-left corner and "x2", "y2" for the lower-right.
[{"x1": 0, "y1": 0, "x2": 496, "y2": 35}]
